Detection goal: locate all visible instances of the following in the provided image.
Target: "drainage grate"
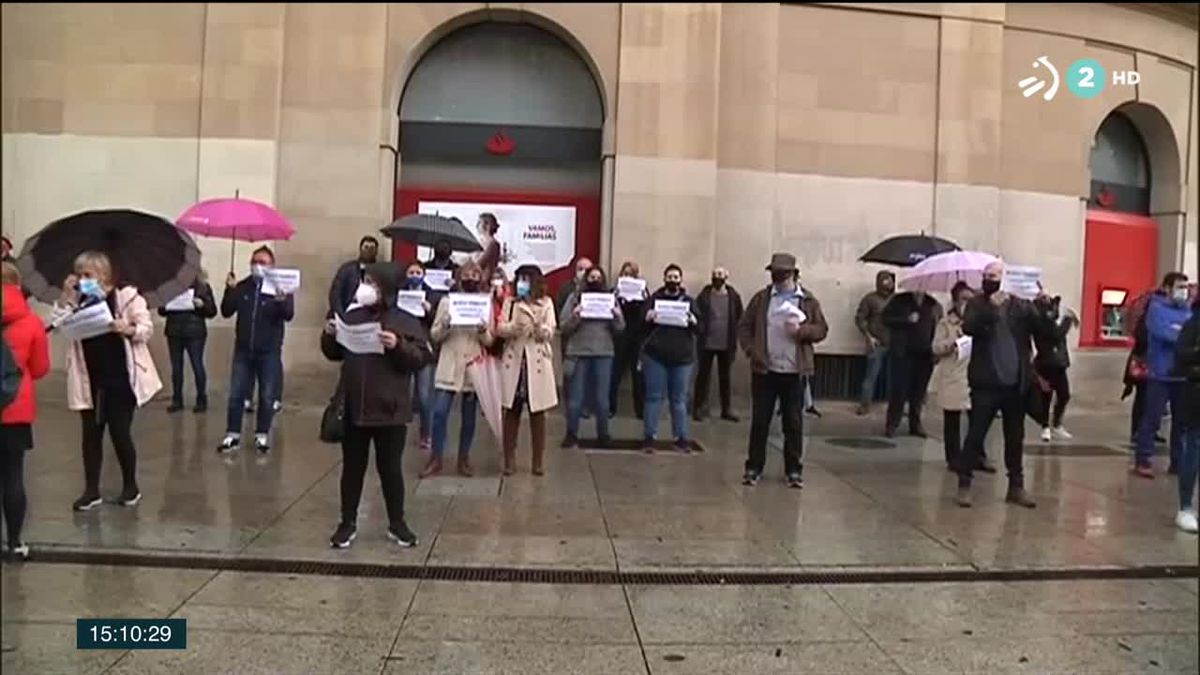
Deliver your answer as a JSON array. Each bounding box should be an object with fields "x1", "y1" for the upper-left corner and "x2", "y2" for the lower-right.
[
  {"x1": 826, "y1": 437, "x2": 898, "y2": 450},
  {"x1": 23, "y1": 548, "x2": 1198, "y2": 586},
  {"x1": 1023, "y1": 444, "x2": 1125, "y2": 457}
]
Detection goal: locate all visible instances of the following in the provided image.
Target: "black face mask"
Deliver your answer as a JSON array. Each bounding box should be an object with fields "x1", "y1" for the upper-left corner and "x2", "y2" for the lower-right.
[
  {"x1": 711, "y1": 278, "x2": 726, "y2": 289},
  {"x1": 586, "y1": 281, "x2": 604, "y2": 292},
  {"x1": 434, "y1": 247, "x2": 451, "y2": 260},
  {"x1": 981, "y1": 278, "x2": 1002, "y2": 296},
  {"x1": 665, "y1": 281, "x2": 681, "y2": 294},
  {"x1": 771, "y1": 270, "x2": 792, "y2": 285},
  {"x1": 461, "y1": 280, "x2": 481, "y2": 293}
]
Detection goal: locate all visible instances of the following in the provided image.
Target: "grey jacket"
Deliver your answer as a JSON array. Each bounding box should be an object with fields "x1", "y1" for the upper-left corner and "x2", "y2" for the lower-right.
[{"x1": 560, "y1": 291, "x2": 625, "y2": 357}]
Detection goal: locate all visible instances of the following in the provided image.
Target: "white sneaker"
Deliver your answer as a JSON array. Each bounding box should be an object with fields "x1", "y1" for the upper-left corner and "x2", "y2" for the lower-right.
[
  {"x1": 1176, "y1": 509, "x2": 1198, "y2": 534},
  {"x1": 1040, "y1": 428, "x2": 1052, "y2": 443},
  {"x1": 1052, "y1": 426, "x2": 1073, "y2": 440}
]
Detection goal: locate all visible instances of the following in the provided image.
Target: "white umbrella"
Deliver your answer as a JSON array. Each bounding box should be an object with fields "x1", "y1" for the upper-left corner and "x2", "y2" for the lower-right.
[
  {"x1": 466, "y1": 354, "x2": 504, "y2": 444},
  {"x1": 899, "y1": 250, "x2": 999, "y2": 293}
]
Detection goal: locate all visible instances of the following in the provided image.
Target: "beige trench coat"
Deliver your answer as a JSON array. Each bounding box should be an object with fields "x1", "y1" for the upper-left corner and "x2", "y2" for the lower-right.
[
  {"x1": 430, "y1": 297, "x2": 494, "y2": 393},
  {"x1": 496, "y1": 296, "x2": 558, "y2": 413},
  {"x1": 931, "y1": 312, "x2": 970, "y2": 412}
]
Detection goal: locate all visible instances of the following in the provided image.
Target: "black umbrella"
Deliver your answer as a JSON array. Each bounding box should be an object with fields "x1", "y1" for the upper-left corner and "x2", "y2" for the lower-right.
[
  {"x1": 859, "y1": 234, "x2": 960, "y2": 267},
  {"x1": 16, "y1": 209, "x2": 203, "y2": 309},
  {"x1": 381, "y1": 213, "x2": 482, "y2": 253}
]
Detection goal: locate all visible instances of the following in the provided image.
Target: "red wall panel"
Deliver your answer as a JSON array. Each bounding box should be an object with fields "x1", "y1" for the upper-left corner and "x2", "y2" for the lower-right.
[{"x1": 1080, "y1": 209, "x2": 1158, "y2": 347}]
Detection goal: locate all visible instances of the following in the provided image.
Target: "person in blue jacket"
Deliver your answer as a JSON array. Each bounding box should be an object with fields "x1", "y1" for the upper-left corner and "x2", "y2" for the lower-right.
[
  {"x1": 1134, "y1": 272, "x2": 1192, "y2": 477},
  {"x1": 217, "y1": 246, "x2": 295, "y2": 454}
]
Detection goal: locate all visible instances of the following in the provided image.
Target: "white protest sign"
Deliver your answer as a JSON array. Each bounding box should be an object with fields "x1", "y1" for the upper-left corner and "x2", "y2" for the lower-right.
[
  {"x1": 415, "y1": 201, "x2": 578, "y2": 275},
  {"x1": 580, "y1": 293, "x2": 616, "y2": 320},
  {"x1": 1002, "y1": 265, "x2": 1041, "y2": 300},
  {"x1": 261, "y1": 268, "x2": 301, "y2": 296},
  {"x1": 164, "y1": 289, "x2": 196, "y2": 313},
  {"x1": 424, "y1": 269, "x2": 453, "y2": 292},
  {"x1": 955, "y1": 335, "x2": 973, "y2": 362},
  {"x1": 448, "y1": 293, "x2": 492, "y2": 327},
  {"x1": 58, "y1": 302, "x2": 115, "y2": 342},
  {"x1": 775, "y1": 300, "x2": 807, "y2": 324},
  {"x1": 396, "y1": 290, "x2": 427, "y2": 317},
  {"x1": 653, "y1": 300, "x2": 690, "y2": 327},
  {"x1": 334, "y1": 315, "x2": 384, "y2": 355},
  {"x1": 617, "y1": 277, "x2": 647, "y2": 301}
]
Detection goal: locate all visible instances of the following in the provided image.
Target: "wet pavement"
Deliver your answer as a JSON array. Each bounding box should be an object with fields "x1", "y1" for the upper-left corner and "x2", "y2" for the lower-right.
[{"x1": 2, "y1": 386, "x2": 1197, "y2": 673}]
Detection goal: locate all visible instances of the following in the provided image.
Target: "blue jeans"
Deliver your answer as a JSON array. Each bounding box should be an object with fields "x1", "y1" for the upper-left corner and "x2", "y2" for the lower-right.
[
  {"x1": 859, "y1": 345, "x2": 888, "y2": 406},
  {"x1": 226, "y1": 349, "x2": 280, "y2": 435},
  {"x1": 245, "y1": 352, "x2": 283, "y2": 405},
  {"x1": 431, "y1": 389, "x2": 478, "y2": 460},
  {"x1": 167, "y1": 336, "x2": 207, "y2": 403},
  {"x1": 1136, "y1": 380, "x2": 1183, "y2": 467},
  {"x1": 1180, "y1": 428, "x2": 1200, "y2": 511},
  {"x1": 568, "y1": 356, "x2": 613, "y2": 438},
  {"x1": 414, "y1": 364, "x2": 435, "y2": 439},
  {"x1": 642, "y1": 355, "x2": 691, "y2": 441}
]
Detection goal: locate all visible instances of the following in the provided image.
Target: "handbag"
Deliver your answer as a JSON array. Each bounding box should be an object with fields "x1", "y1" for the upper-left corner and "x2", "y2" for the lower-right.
[
  {"x1": 319, "y1": 388, "x2": 345, "y2": 444},
  {"x1": 1127, "y1": 355, "x2": 1149, "y2": 383}
]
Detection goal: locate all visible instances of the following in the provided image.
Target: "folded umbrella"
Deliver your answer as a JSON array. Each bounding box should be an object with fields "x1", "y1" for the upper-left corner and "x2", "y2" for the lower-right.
[
  {"x1": 176, "y1": 195, "x2": 295, "y2": 270},
  {"x1": 899, "y1": 250, "x2": 999, "y2": 293},
  {"x1": 381, "y1": 213, "x2": 482, "y2": 253},
  {"x1": 860, "y1": 234, "x2": 960, "y2": 267},
  {"x1": 15, "y1": 209, "x2": 203, "y2": 309},
  {"x1": 466, "y1": 354, "x2": 504, "y2": 444}
]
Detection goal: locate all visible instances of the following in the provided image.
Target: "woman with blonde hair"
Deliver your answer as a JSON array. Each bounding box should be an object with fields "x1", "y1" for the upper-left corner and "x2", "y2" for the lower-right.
[
  {"x1": 496, "y1": 264, "x2": 558, "y2": 475},
  {"x1": 610, "y1": 260, "x2": 647, "y2": 418},
  {"x1": 59, "y1": 251, "x2": 162, "y2": 511}
]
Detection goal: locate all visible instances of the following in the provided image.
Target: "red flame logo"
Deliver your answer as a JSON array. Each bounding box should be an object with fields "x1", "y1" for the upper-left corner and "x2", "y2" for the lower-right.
[
  {"x1": 486, "y1": 130, "x2": 516, "y2": 156},
  {"x1": 1096, "y1": 186, "x2": 1115, "y2": 208}
]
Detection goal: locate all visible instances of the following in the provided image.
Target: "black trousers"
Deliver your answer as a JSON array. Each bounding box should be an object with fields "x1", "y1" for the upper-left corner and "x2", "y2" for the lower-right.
[
  {"x1": 1032, "y1": 365, "x2": 1070, "y2": 428},
  {"x1": 958, "y1": 386, "x2": 1026, "y2": 489},
  {"x1": 610, "y1": 338, "x2": 645, "y2": 417},
  {"x1": 693, "y1": 349, "x2": 733, "y2": 416},
  {"x1": 1, "y1": 435, "x2": 28, "y2": 545},
  {"x1": 1130, "y1": 382, "x2": 1147, "y2": 439},
  {"x1": 886, "y1": 352, "x2": 934, "y2": 431},
  {"x1": 168, "y1": 336, "x2": 208, "y2": 404},
  {"x1": 340, "y1": 423, "x2": 407, "y2": 527},
  {"x1": 745, "y1": 372, "x2": 804, "y2": 476},
  {"x1": 943, "y1": 410, "x2": 964, "y2": 468},
  {"x1": 80, "y1": 387, "x2": 138, "y2": 496}
]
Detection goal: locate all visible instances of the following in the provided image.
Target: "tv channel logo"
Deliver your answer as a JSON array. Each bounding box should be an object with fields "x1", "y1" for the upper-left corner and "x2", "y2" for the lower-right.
[{"x1": 1018, "y1": 57, "x2": 1139, "y2": 102}]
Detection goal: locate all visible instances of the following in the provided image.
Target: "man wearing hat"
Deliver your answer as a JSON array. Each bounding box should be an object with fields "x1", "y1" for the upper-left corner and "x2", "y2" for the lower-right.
[{"x1": 737, "y1": 253, "x2": 828, "y2": 488}]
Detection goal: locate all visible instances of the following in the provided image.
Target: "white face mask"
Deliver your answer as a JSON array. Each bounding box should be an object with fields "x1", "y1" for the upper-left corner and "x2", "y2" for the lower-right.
[
  {"x1": 251, "y1": 264, "x2": 269, "y2": 278},
  {"x1": 353, "y1": 283, "x2": 379, "y2": 307}
]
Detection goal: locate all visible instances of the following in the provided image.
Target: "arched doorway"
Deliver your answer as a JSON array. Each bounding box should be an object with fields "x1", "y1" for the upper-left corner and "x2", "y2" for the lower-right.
[
  {"x1": 1081, "y1": 106, "x2": 1180, "y2": 347},
  {"x1": 392, "y1": 21, "x2": 604, "y2": 292}
]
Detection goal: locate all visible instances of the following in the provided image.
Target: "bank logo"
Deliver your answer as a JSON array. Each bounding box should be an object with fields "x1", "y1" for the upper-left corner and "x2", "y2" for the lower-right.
[
  {"x1": 1018, "y1": 56, "x2": 1060, "y2": 101},
  {"x1": 1019, "y1": 56, "x2": 1140, "y2": 102}
]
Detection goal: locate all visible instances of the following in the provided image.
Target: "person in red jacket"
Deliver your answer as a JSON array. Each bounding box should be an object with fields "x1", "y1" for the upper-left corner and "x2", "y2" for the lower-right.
[{"x1": 2, "y1": 276, "x2": 51, "y2": 560}]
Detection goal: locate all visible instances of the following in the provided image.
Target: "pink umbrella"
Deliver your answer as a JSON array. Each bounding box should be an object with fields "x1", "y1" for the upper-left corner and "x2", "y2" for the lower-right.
[
  {"x1": 466, "y1": 354, "x2": 505, "y2": 444},
  {"x1": 176, "y1": 193, "x2": 294, "y2": 270},
  {"x1": 899, "y1": 250, "x2": 999, "y2": 293}
]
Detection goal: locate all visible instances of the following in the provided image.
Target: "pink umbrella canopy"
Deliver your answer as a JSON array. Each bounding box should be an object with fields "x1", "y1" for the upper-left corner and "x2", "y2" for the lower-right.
[
  {"x1": 899, "y1": 250, "x2": 1000, "y2": 293},
  {"x1": 176, "y1": 197, "x2": 294, "y2": 242}
]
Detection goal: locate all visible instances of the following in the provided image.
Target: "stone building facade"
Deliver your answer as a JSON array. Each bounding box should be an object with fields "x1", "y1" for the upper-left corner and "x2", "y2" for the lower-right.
[{"x1": 3, "y1": 3, "x2": 1197, "y2": 403}]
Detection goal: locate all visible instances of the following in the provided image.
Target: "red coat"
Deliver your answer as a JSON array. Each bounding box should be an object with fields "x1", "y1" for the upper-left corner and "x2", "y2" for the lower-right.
[{"x1": 2, "y1": 283, "x2": 50, "y2": 424}]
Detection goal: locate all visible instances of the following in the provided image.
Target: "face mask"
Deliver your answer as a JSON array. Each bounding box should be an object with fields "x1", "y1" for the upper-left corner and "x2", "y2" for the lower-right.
[
  {"x1": 461, "y1": 279, "x2": 481, "y2": 293},
  {"x1": 79, "y1": 278, "x2": 103, "y2": 299},
  {"x1": 251, "y1": 264, "x2": 268, "y2": 278},
  {"x1": 586, "y1": 280, "x2": 604, "y2": 291},
  {"x1": 1174, "y1": 289, "x2": 1189, "y2": 304},
  {"x1": 712, "y1": 277, "x2": 726, "y2": 289},
  {"x1": 576, "y1": 269, "x2": 589, "y2": 281},
  {"x1": 771, "y1": 270, "x2": 792, "y2": 285},
  {"x1": 492, "y1": 279, "x2": 505, "y2": 290},
  {"x1": 516, "y1": 280, "x2": 531, "y2": 298},
  {"x1": 665, "y1": 281, "x2": 681, "y2": 294},
  {"x1": 407, "y1": 275, "x2": 424, "y2": 289},
  {"x1": 434, "y1": 247, "x2": 451, "y2": 260},
  {"x1": 981, "y1": 278, "x2": 1002, "y2": 295},
  {"x1": 353, "y1": 283, "x2": 379, "y2": 307}
]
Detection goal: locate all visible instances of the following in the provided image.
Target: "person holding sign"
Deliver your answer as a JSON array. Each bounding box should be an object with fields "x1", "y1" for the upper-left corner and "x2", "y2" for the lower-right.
[
  {"x1": 738, "y1": 253, "x2": 828, "y2": 488},
  {"x1": 610, "y1": 261, "x2": 648, "y2": 419},
  {"x1": 496, "y1": 265, "x2": 558, "y2": 476},
  {"x1": 423, "y1": 262, "x2": 494, "y2": 478},
  {"x1": 216, "y1": 246, "x2": 294, "y2": 455},
  {"x1": 321, "y1": 263, "x2": 433, "y2": 550},
  {"x1": 402, "y1": 261, "x2": 437, "y2": 453},
  {"x1": 932, "y1": 282, "x2": 994, "y2": 473},
  {"x1": 881, "y1": 285, "x2": 943, "y2": 439},
  {"x1": 560, "y1": 266, "x2": 624, "y2": 448},
  {"x1": 59, "y1": 251, "x2": 162, "y2": 511},
  {"x1": 641, "y1": 264, "x2": 700, "y2": 453},
  {"x1": 157, "y1": 272, "x2": 217, "y2": 413}
]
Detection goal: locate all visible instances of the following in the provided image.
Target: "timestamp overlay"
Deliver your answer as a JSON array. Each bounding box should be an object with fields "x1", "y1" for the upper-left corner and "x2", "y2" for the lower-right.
[{"x1": 76, "y1": 619, "x2": 187, "y2": 650}]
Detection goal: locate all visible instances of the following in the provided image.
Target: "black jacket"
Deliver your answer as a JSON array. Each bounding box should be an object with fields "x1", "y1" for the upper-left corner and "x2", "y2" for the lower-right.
[
  {"x1": 1031, "y1": 297, "x2": 1076, "y2": 370},
  {"x1": 328, "y1": 259, "x2": 368, "y2": 318},
  {"x1": 642, "y1": 287, "x2": 698, "y2": 366},
  {"x1": 1173, "y1": 310, "x2": 1200, "y2": 429},
  {"x1": 695, "y1": 285, "x2": 744, "y2": 353},
  {"x1": 962, "y1": 294, "x2": 1049, "y2": 391},
  {"x1": 158, "y1": 282, "x2": 217, "y2": 340},
  {"x1": 881, "y1": 292, "x2": 943, "y2": 357},
  {"x1": 321, "y1": 294, "x2": 432, "y2": 427},
  {"x1": 221, "y1": 277, "x2": 295, "y2": 353}
]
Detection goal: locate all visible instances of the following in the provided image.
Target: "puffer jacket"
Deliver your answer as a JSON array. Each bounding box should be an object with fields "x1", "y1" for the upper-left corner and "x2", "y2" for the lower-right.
[
  {"x1": 2, "y1": 284, "x2": 50, "y2": 424},
  {"x1": 931, "y1": 311, "x2": 969, "y2": 411},
  {"x1": 1144, "y1": 293, "x2": 1192, "y2": 382},
  {"x1": 1031, "y1": 296, "x2": 1076, "y2": 370},
  {"x1": 158, "y1": 281, "x2": 217, "y2": 340},
  {"x1": 320, "y1": 264, "x2": 433, "y2": 427}
]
